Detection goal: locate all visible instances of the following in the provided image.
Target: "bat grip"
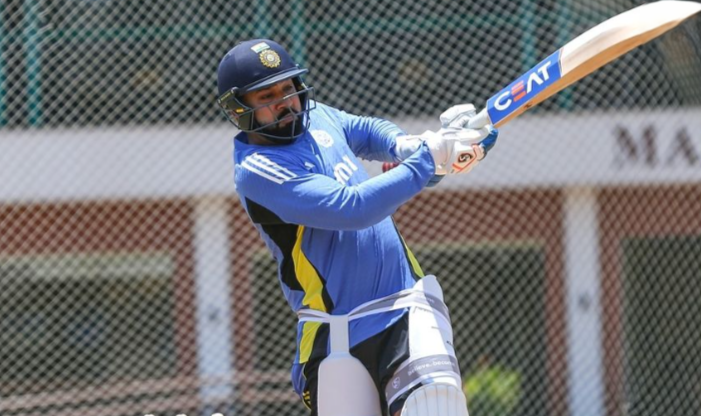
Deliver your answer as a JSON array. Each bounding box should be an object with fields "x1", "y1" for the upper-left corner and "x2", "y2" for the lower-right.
[{"x1": 467, "y1": 108, "x2": 490, "y2": 129}]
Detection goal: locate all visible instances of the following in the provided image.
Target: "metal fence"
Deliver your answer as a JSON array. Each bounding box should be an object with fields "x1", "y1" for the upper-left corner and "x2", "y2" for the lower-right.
[{"x1": 1, "y1": 1, "x2": 700, "y2": 416}]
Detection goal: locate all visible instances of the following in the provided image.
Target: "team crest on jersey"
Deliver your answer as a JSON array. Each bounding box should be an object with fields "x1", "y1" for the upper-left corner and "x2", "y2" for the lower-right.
[{"x1": 311, "y1": 130, "x2": 334, "y2": 148}]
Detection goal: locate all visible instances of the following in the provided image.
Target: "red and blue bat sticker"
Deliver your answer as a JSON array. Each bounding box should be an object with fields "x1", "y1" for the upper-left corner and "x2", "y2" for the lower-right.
[{"x1": 487, "y1": 49, "x2": 563, "y2": 125}]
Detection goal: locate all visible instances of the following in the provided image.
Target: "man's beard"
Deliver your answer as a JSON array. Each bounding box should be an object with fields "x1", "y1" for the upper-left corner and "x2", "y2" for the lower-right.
[{"x1": 260, "y1": 109, "x2": 301, "y2": 138}]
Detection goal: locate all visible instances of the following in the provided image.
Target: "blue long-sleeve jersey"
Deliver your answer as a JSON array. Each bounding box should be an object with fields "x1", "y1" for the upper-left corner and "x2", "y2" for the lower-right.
[{"x1": 233, "y1": 101, "x2": 436, "y2": 366}]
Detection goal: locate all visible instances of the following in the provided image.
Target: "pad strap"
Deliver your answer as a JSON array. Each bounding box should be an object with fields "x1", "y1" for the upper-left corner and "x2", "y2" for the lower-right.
[
  {"x1": 385, "y1": 355, "x2": 461, "y2": 404},
  {"x1": 297, "y1": 283, "x2": 450, "y2": 355},
  {"x1": 297, "y1": 281, "x2": 450, "y2": 325}
]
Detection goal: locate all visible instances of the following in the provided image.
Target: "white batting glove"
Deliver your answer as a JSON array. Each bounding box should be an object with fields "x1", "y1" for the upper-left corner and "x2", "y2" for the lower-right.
[
  {"x1": 395, "y1": 127, "x2": 495, "y2": 175},
  {"x1": 392, "y1": 103, "x2": 483, "y2": 161},
  {"x1": 424, "y1": 127, "x2": 492, "y2": 175},
  {"x1": 440, "y1": 103, "x2": 488, "y2": 129}
]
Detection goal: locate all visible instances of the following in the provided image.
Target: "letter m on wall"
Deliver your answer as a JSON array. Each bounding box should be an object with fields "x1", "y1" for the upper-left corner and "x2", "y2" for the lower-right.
[{"x1": 614, "y1": 126, "x2": 657, "y2": 167}]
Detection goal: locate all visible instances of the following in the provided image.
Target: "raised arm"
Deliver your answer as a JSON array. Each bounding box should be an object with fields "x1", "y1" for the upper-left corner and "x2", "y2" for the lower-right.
[{"x1": 236, "y1": 145, "x2": 434, "y2": 230}]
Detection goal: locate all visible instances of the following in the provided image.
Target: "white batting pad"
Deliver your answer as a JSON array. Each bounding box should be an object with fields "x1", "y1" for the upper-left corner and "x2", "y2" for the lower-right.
[
  {"x1": 401, "y1": 384, "x2": 469, "y2": 416},
  {"x1": 317, "y1": 352, "x2": 382, "y2": 416}
]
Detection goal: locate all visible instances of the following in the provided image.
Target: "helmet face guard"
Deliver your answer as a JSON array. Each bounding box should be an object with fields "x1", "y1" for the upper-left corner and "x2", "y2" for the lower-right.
[
  {"x1": 217, "y1": 77, "x2": 316, "y2": 142},
  {"x1": 216, "y1": 39, "x2": 316, "y2": 143}
]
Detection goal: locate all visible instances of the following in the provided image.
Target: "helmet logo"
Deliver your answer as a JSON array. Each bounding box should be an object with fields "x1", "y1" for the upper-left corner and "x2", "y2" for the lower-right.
[
  {"x1": 250, "y1": 42, "x2": 271, "y2": 53},
  {"x1": 260, "y1": 50, "x2": 281, "y2": 68}
]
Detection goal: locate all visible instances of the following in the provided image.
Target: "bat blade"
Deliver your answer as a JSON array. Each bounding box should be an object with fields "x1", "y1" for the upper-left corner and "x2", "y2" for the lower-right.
[{"x1": 468, "y1": 0, "x2": 701, "y2": 129}]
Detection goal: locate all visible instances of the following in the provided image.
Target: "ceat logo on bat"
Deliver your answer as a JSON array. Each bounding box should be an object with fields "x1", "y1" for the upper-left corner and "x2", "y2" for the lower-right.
[{"x1": 487, "y1": 50, "x2": 562, "y2": 125}]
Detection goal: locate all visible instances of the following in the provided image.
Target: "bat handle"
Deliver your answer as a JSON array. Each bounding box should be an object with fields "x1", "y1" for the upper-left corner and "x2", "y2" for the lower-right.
[{"x1": 467, "y1": 108, "x2": 491, "y2": 129}]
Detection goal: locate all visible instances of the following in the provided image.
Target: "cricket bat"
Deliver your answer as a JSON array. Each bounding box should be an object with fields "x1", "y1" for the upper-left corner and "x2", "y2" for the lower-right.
[{"x1": 467, "y1": 0, "x2": 701, "y2": 129}]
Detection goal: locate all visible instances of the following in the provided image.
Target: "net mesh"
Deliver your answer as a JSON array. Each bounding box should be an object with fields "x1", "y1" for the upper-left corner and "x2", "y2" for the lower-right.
[{"x1": 1, "y1": 1, "x2": 701, "y2": 415}]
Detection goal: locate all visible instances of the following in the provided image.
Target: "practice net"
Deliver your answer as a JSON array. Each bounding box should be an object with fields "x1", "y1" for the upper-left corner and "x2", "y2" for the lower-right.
[{"x1": 1, "y1": 1, "x2": 700, "y2": 415}]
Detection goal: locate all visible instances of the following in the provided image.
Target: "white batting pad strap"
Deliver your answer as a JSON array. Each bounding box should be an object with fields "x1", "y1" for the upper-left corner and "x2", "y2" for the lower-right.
[
  {"x1": 328, "y1": 315, "x2": 350, "y2": 353},
  {"x1": 297, "y1": 276, "x2": 451, "y2": 326},
  {"x1": 401, "y1": 384, "x2": 469, "y2": 416}
]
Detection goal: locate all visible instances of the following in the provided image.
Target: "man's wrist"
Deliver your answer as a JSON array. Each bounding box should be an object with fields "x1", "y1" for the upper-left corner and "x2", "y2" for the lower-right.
[{"x1": 392, "y1": 135, "x2": 424, "y2": 162}]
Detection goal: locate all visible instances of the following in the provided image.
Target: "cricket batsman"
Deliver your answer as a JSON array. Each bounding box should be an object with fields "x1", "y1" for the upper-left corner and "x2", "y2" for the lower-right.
[{"x1": 216, "y1": 38, "x2": 498, "y2": 416}]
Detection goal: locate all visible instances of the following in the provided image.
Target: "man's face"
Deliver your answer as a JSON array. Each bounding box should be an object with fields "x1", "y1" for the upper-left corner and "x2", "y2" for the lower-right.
[{"x1": 243, "y1": 79, "x2": 302, "y2": 136}]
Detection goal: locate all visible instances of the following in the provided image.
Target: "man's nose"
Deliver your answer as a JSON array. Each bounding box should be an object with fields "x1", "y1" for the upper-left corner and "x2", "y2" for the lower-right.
[{"x1": 272, "y1": 94, "x2": 293, "y2": 111}]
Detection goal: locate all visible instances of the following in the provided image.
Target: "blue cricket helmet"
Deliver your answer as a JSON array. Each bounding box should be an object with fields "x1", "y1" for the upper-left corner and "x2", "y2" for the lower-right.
[{"x1": 216, "y1": 39, "x2": 315, "y2": 142}]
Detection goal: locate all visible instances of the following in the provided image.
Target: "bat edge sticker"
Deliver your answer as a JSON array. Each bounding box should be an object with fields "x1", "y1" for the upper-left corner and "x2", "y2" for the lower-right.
[{"x1": 486, "y1": 50, "x2": 563, "y2": 125}]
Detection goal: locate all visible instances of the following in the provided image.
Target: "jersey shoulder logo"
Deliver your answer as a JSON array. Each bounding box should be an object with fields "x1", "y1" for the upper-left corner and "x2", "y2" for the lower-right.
[
  {"x1": 311, "y1": 129, "x2": 334, "y2": 148},
  {"x1": 240, "y1": 153, "x2": 297, "y2": 184}
]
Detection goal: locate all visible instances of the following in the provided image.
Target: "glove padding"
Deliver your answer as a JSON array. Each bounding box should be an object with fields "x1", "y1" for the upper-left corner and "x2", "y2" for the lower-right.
[
  {"x1": 441, "y1": 103, "x2": 494, "y2": 130},
  {"x1": 423, "y1": 126, "x2": 497, "y2": 175},
  {"x1": 440, "y1": 103, "x2": 479, "y2": 129},
  {"x1": 427, "y1": 126, "x2": 496, "y2": 185},
  {"x1": 394, "y1": 126, "x2": 498, "y2": 176},
  {"x1": 392, "y1": 103, "x2": 485, "y2": 161}
]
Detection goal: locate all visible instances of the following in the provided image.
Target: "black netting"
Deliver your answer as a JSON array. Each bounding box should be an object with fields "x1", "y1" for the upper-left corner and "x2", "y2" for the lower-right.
[{"x1": 1, "y1": 1, "x2": 700, "y2": 416}]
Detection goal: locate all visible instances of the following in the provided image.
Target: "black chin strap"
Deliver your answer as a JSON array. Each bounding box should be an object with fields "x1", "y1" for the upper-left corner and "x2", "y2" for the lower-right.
[
  {"x1": 258, "y1": 133, "x2": 299, "y2": 145},
  {"x1": 251, "y1": 110, "x2": 308, "y2": 144}
]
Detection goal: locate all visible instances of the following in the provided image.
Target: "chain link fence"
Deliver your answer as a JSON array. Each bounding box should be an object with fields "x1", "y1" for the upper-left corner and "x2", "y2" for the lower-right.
[{"x1": 1, "y1": 1, "x2": 701, "y2": 416}]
